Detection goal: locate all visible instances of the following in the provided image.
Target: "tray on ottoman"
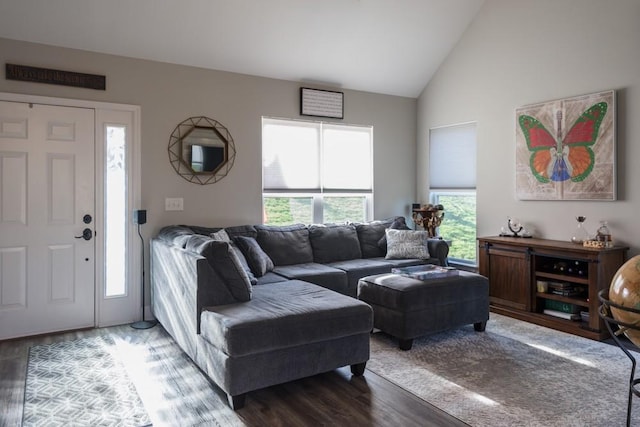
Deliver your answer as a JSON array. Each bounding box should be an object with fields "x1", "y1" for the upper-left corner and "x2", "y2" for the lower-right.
[
  {"x1": 357, "y1": 271, "x2": 489, "y2": 350},
  {"x1": 391, "y1": 264, "x2": 459, "y2": 280}
]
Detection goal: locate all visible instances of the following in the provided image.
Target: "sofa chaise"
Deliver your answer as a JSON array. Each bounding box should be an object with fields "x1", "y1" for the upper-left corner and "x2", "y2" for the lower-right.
[{"x1": 150, "y1": 217, "x2": 449, "y2": 409}]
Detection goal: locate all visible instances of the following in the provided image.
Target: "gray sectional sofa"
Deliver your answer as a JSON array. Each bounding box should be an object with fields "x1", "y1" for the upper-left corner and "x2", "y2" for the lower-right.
[{"x1": 150, "y1": 216, "x2": 449, "y2": 409}]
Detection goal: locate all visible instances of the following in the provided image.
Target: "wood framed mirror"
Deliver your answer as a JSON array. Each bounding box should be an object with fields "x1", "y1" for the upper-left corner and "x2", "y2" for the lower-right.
[{"x1": 168, "y1": 116, "x2": 236, "y2": 184}]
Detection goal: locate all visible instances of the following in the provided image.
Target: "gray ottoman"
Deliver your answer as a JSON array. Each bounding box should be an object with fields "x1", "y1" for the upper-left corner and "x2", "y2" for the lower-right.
[{"x1": 357, "y1": 271, "x2": 489, "y2": 350}]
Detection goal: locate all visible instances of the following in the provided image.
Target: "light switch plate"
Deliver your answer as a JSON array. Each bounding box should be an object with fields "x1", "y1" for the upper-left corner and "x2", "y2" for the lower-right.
[{"x1": 165, "y1": 197, "x2": 184, "y2": 211}]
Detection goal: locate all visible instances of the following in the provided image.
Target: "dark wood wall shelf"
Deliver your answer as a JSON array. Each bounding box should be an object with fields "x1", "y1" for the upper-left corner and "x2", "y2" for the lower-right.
[{"x1": 478, "y1": 236, "x2": 628, "y2": 340}]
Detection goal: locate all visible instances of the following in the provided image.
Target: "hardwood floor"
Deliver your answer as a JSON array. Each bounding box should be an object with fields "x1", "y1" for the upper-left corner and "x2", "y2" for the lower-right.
[{"x1": 0, "y1": 324, "x2": 468, "y2": 427}]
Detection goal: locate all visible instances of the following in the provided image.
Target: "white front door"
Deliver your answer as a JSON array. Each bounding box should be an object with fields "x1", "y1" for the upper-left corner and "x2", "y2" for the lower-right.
[{"x1": 0, "y1": 101, "x2": 95, "y2": 340}]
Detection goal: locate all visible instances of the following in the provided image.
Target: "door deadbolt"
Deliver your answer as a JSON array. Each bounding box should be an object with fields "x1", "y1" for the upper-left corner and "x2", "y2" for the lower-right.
[
  {"x1": 75, "y1": 228, "x2": 93, "y2": 241},
  {"x1": 83, "y1": 214, "x2": 92, "y2": 224}
]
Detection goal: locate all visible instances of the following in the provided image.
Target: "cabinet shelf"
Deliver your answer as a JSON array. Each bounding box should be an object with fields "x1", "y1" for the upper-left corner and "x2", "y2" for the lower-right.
[
  {"x1": 535, "y1": 271, "x2": 589, "y2": 285},
  {"x1": 479, "y1": 236, "x2": 628, "y2": 341},
  {"x1": 536, "y1": 292, "x2": 589, "y2": 307}
]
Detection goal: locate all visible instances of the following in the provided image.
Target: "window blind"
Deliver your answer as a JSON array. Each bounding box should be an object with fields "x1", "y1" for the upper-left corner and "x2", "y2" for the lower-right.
[
  {"x1": 262, "y1": 119, "x2": 320, "y2": 190},
  {"x1": 262, "y1": 118, "x2": 372, "y2": 192},
  {"x1": 429, "y1": 122, "x2": 477, "y2": 189}
]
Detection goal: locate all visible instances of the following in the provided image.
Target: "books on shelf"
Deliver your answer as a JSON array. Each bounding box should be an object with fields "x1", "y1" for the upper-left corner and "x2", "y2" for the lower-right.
[
  {"x1": 550, "y1": 289, "x2": 585, "y2": 297},
  {"x1": 544, "y1": 299, "x2": 581, "y2": 314},
  {"x1": 543, "y1": 309, "x2": 581, "y2": 321},
  {"x1": 391, "y1": 265, "x2": 459, "y2": 280},
  {"x1": 542, "y1": 281, "x2": 587, "y2": 297}
]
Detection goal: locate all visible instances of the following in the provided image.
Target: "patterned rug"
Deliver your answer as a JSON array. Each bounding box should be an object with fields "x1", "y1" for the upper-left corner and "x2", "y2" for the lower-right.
[
  {"x1": 23, "y1": 335, "x2": 152, "y2": 427},
  {"x1": 368, "y1": 313, "x2": 640, "y2": 427}
]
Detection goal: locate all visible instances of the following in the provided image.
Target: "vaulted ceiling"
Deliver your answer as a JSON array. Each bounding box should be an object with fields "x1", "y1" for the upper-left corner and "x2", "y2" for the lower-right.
[{"x1": 0, "y1": 0, "x2": 485, "y2": 98}]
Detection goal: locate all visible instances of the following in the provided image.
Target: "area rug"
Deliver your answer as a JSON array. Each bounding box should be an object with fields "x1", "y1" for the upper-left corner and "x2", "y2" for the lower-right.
[
  {"x1": 368, "y1": 313, "x2": 640, "y2": 427},
  {"x1": 23, "y1": 335, "x2": 152, "y2": 427}
]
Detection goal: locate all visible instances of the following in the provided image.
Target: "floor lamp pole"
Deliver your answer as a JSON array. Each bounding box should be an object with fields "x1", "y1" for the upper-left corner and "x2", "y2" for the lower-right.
[{"x1": 131, "y1": 214, "x2": 156, "y2": 329}]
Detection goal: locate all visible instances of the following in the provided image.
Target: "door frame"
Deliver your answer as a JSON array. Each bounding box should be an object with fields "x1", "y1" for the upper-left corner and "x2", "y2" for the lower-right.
[{"x1": 0, "y1": 92, "x2": 142, "y2": 328}]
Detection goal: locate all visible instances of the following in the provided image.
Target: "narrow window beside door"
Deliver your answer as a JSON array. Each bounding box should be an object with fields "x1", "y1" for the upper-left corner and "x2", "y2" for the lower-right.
[{"x1": 105, "y1": 125, "x2": 127, "y2": 297}]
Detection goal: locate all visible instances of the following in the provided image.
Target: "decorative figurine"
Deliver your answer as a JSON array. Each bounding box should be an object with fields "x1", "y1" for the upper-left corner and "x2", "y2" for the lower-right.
[
  {"x1": 412, "y1": 204, "x2": 444, "y2": 238},
  {"x1": 571, "y1": 216, "x2": 590, "y2": 244},
  {"x1": 499, "y1": 217, "x2": 531, "y2": 237},
  {"x1": 507, "y1": 217, "x2": 523, "y2": 237}
]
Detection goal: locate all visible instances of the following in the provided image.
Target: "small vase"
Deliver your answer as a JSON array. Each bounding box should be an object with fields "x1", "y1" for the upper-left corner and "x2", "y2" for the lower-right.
[
  {"x1": 571, "y1": 216, "x2": 590, "y2": 244},
  {"x1": 596, "y1": 221, "x2": 613, "y2": 247}
]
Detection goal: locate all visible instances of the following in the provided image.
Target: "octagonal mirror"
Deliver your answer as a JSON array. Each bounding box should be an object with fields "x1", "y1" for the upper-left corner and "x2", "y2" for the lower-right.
[
  {"x1": 168, "y1": 116, "x2": 236, "y2": 184},
  {"x1": 182, "y1": 126, "x2": 227, "y2": 173}
]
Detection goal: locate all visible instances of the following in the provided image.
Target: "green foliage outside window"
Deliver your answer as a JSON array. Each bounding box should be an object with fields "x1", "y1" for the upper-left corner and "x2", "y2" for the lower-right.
[
  {"x1": 264, "y1": 196, "x2": 367, "y2": 225},
  {"x1": 263, "y1": 197, "x2": 312, "y2": 225},
  {"x1": 323, "y1": 197, "x2": 366, "y2": 223},
  {"x1": 435, "y1": 194, "x2": 477, "y2": 263}
]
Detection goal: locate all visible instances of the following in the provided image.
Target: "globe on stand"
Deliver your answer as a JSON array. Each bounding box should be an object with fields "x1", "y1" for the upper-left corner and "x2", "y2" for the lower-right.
[{"x1": 609, "y1": 255, "x2": 640, "y2": 346}]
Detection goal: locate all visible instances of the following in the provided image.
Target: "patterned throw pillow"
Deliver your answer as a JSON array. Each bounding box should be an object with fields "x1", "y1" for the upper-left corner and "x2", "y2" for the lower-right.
[
  {"x1": 385, "y1": 229, "x2": 431, "y2": 260},
  {"x1": 377, "y1": 217, "x2": 412, "y2": 251}
]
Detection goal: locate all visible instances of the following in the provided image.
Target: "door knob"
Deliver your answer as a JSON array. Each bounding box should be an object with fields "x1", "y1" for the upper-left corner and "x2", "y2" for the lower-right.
[{"x1": 75, "y1": 228, "x2": 93, "y2": 241}]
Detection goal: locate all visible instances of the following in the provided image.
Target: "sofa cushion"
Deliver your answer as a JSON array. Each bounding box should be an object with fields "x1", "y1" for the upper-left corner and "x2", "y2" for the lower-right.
[
  {"x1": 224, "y1": 224, "x2": 258, "y2": 240},
  {"x1": 385, "y1": 229, "x2": 430, "y2": 260},
  {"x1": 272, "y1": 263, "x2": 349, "y2": 295},
  {"x1": 355, "y1": 217, "x2": 399, "y2": 258},
  {"x1": 326, "y1": 258, "x2": 394, "y2": 297},
  {"x1": 185, "y1": 234, "x2": 214, "y2": 252},
  {"x1": 211, "y1": 230, "x2": 257, "y2": 285},
  {"x1": 199, "y1": 280, "x2": 373, "y2": 357},
  {"x1": 377, "y1": 216, "x2": 411, "y2": 253},
  {"x1": 188, "y1": 225, "x2": 222, "y2": 236},
  {"x1": 187, "y1": 237, "x2": 253, "y2": 302},
  {"x1": 255, "y1": 271, "x2": 289, "y2": 285},
  {"x1": 255, "y1": 224, "x2": 314, "y2": 266},
  {"x1": 235, "y1": 236, "x2": 275, "y2": 277},
  {"x1": 309, "y1": 224, "x2": 362, "y2": 263},
  {"x1": 185, "y1": 234, "x2": 258, "y2": 285},
  {"x1": 156, "y1": 225, "x2": 194, "y2": 248},
  {"x1": 210, "y1": 229, "x2": 230, "y2": 242}
]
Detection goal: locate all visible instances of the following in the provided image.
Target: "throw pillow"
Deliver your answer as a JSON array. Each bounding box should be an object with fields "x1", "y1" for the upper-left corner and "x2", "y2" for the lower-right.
[
  {"x1": 210, "y1": 229, "x2": 258, "y2": 285},
  {"x1": 377, "y1": 217, "x2": 411, "y2": 251},
  {"x1": 196, "y1": 240, "x2": 252, "y2": 302},
  {"x1": 385, "y1": 229, "x2": 431, "y2": 260},
  {"x1": 235, "y1": 236, "x2": 275, "y2": 277}
]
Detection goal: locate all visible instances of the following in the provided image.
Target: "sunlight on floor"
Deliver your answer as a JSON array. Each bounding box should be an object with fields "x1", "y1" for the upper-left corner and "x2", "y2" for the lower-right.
[
  {"x1": 423, "y1": 369, "x2": 500, "y2": 407},
  {"x1": 107, "y1": 337, "x2": 165, "y2": 424},
  {"x1": 468, "y1": 391, "x2": 499, "y2": 406},
  {"x1": 526, "y1": 342, "x2": 596, "y2": 367},
  {"x1": 106, "y1": 334, "x2": 242, "y2": 427}
]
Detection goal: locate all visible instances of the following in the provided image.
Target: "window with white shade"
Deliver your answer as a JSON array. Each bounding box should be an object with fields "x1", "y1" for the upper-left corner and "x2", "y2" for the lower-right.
[
  {"x1": 262, "y1": 117, "x2": 373, "y2": 225},
  {"x1": 429, "y1": 122, "x2": 477, "y2": 265}
]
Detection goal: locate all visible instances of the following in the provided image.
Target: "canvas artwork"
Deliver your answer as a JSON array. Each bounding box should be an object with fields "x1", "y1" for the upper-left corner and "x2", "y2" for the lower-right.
[{"x1": 515, "y1": 90, "x2": 615, "y2": 200}]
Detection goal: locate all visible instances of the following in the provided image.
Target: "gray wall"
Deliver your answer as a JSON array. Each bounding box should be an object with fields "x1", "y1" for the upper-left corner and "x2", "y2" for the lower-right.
[
  {"x1": 417, "y1": 0, "x2": 640, "y2": 256},
  {"x1": 0, "y1": 37, "x2": 417, "y2": 239}
]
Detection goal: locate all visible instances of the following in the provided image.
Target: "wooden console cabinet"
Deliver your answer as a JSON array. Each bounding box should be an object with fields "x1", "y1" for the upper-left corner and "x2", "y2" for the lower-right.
[{"x1": 478, "y1": 236, "x2": 628, "y2": 340}]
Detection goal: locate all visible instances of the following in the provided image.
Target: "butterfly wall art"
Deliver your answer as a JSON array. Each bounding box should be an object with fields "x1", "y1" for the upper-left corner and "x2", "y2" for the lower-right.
[{"x1": 515, "y1": 90, "x2": 615, "y2": 200}]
